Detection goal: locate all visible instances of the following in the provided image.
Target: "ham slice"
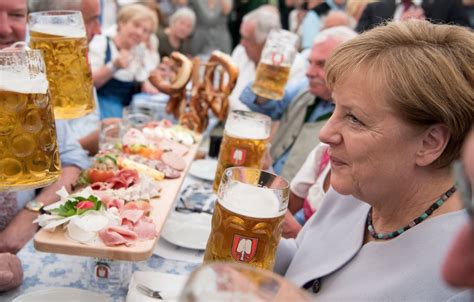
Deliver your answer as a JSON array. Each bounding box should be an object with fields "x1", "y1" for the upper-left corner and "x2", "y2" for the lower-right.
[
  {"x1": 162, "y1": 152, "x2": 186, "y2": 171},
  {"x1": 99, "y1": 225, "x2": 138, "y2": 247},
  {"x1": 121, "y1": 209, "x2": 144, "y2": 224},
  {"x1": 133, "y1": 217, "x2": 156, "y2": 240}
]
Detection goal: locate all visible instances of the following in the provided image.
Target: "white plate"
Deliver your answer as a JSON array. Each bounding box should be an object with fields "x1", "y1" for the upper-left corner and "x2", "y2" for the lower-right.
[
  {"x1": 13, "y1": 287, "x2": 112, "y2": 302},
  {"x1": 161, "y1": 212, "x2": 212, "y2": 250},
  {"x1": 188, "y1": 159, "x2": 218, "y2": 181}
]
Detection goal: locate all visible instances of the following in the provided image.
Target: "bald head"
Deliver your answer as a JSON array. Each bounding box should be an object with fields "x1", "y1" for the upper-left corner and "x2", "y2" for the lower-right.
[{"x1": 322, "y1": 11, "x2": 351, "y2": 29}]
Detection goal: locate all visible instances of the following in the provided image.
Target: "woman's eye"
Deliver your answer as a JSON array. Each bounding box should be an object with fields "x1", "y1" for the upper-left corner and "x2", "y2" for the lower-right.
[{"x1": 345, "y1": 113, "x2": 364, "y2": 126}]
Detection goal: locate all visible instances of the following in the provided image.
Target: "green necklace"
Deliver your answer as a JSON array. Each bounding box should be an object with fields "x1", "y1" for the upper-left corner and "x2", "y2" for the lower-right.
[{"x1": 367, "y1": 185, "x2": 457, "y2": 240}]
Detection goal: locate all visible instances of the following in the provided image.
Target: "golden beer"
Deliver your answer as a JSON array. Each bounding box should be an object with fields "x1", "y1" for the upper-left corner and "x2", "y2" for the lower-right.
[
  {"x1": 251, "y1": 29, "x2": 298, "y2": 100},
  {"x1": 212, "y1": 111, "x2": 271, "y2": 192},
  {"x1": 0, "y1": 49, "x2": 60, "y2": 191},
  {"x1": 29, "y1": 12, "x2": 94, "y2": 119},
  {"x1": 252, "y1": 63, "x2": 290, "y2": 100},
  {"x1": 204, "y1": 167, "x2": 289, "y2": 270}
]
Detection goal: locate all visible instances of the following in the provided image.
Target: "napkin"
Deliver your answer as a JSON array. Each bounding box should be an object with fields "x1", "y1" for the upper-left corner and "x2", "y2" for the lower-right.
[{"x1": 126, "y1": 271, "x2": 189, "y2": 302}]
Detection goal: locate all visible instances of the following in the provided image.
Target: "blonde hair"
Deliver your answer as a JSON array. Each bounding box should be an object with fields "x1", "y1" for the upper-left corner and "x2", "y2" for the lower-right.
[
  {"x1": 326, "y1": 20, "x2": 474, "y2": 168},
  {"x1": 117, "y1": 4, "x2": 158, "y2": 33}
]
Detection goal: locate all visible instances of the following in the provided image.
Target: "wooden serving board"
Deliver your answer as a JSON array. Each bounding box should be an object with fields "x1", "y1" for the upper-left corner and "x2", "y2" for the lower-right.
[{"x1": 34, "y1": 141, "x2": 200, "y2": 261}]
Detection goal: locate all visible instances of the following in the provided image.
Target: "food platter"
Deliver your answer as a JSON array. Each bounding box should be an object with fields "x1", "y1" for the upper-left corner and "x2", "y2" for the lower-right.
[{"x1": 34, "y1": 132, "x2": 200, "y2": 261}]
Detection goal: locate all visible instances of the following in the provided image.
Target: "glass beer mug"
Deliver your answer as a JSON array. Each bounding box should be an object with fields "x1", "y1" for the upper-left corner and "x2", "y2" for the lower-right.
[
  {"x1": 212, "y1": 111, "x2": 271, "y2": 192},
  {"x1": 29, "y1": 11, "x2": 95, "y2": 119},
  {"x1": 252, "y1": 29, "x2": 299, "y2": 100},
  {"x1": 204, "y1": 167, "x2": 289, "y2": 270},
  {"x1": 0, "y1": 47, "x2": 60, "y2": 191}
]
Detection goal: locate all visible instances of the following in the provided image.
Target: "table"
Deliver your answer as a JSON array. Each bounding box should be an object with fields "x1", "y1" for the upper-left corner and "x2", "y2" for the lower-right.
[{"x1": 1, "y1": 240, "x2": 199, "y2": 301}]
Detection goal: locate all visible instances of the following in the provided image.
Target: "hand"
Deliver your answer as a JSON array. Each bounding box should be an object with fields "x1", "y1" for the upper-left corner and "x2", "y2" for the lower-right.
[
  {"x1": 113, "y1": 49, "x2": 130, "y2": 70},
  {"x1": 0, "y1": 253, "x2": 23, "y2": 291},
  {"x1": 141, "y1": 80, "x2": 160, "y2": 94},
  {"x1": 282, "y1": 211, "x2": 302, "y2": 239},
  {"x1": 400, "y1": 7, "x2": 425, "y2": 21}
]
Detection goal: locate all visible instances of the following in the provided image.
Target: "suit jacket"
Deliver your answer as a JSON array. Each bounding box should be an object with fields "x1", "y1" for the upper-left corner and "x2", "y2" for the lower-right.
[
  {"x1": 275, "y1": 188, "x2": 469, "y2": 300},
  {"x1": 356, "y1": 0, "x2": 469, "y2": 32}
]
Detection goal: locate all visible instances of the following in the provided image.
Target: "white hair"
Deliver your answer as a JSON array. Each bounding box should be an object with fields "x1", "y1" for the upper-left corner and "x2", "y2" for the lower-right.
[
  {"x1": 169, "y1": 7, "x2": 196, "y2": 28},
  {"x1": 313, "y1": 26, "x2": 358, "y2": 45},
  {"x1": 242, "y1": 7, "x2": 281, "y2": 44},
  {"x1": 28, "y1": 0, "x2": 82, "y2": 12}
]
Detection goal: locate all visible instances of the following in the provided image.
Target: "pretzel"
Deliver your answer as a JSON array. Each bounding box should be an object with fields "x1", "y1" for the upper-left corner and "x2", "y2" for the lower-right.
[
  {"x1": 149, "y1": 52, "x2": 193, "y2": 94},
  {"x1": 149, "y1": 52, "x2": 193, "y2": 118},
  {"x1": 203, "y1": 51, "x2": 239, "y2": 121}
]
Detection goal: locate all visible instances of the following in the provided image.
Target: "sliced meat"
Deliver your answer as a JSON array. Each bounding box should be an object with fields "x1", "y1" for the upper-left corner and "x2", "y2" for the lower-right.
[
  {"x1": 158, "y1": 138, "x2": 189, "y2": 156},
  {"x1": 161, "y1": 152, "x2": 186, "y2": 171},
  {"x1": 133, "y1": 217, "x2": 157, "y2": 240},
  {"x1": 122, "y1": 201, "x2": 152, "y2": 214},
  {"x1": 121, "y1": 209, "x2": 144, "y2": 224},
  {"x1": 155, "y1": 160, "x2": 181, "y2": 179},
  {"x1": 98, "y1": 226, "x2": 138, "y2": 247}
]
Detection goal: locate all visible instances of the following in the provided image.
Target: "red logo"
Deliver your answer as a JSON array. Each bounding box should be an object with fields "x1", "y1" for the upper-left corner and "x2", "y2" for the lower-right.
[
  {"x1": 230, "y1": 147, "x2": 247, "y2": 165},
  {"x1": 96, "y1": 264, "x2": 109, "y2": 279},
  {"x1": 231, "y1": 234, "x2": 258, "y2": 263},
  {"x1": 271, "y1": 52, "x2": 285, "y2": 66}
]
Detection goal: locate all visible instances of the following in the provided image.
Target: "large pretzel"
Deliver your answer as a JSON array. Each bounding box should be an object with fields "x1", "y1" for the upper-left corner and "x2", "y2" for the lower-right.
[
  {"x1": 203, "y1": 51, "x2": 239, "y2": 121},
  {"x1": 149, "y1": 52, "x2": 193, "y2": 118}
]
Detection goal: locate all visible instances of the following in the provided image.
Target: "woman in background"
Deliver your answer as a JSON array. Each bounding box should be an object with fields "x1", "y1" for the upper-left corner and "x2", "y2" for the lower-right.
[
  {"x1": 157, "y1": 7, "x2": 196, "y2": 58},
  {"x1": 89, "y1": 4, "x2": 159, "y2": 118}
]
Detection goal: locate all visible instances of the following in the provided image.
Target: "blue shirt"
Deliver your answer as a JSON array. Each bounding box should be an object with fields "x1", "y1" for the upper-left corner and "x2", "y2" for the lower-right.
[
  {"x1": 240, "y1": 78, "x2": 309, "y2": 121},
  {"x1": 16, "y1": 120, "x2": 91, "y2": 210}
]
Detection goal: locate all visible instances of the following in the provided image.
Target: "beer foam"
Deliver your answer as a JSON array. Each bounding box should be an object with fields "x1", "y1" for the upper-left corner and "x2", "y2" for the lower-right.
[
  {"x1": 220, "y1": 182, "x2": 282, "y2": 218},
  {"x1": 30, "y1": 24, "x2": 85, "y2": 38},
  {"x1": 0, "y1": 69, "x2": 48, "y2": 94},
  {"x1": 225, "y1": 119, "x2": 269, "y2": 140}
]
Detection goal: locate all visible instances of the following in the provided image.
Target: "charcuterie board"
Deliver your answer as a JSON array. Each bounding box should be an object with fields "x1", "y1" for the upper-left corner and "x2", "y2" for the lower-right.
[{"x1": 33, "y1": 140, "x2": 200, "y2": 261}]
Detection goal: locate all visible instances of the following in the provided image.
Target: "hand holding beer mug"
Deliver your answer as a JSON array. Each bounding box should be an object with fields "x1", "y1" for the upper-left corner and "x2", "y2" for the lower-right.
[
  {"x1": 29, "y1": 11, "x2": 94, "y2": 119},
  {"x1": 0, "y1": 46, "x2": 60, "y2": 191},
  {"x1": 204, "y1": 167, "x2": 289, "y2": 270},
  {"x1": 212, "y1": 111, "x2": 271, "y2": 191},
  {"x1": 252, "y1": 29, "x2": 298, "y2": 100}
]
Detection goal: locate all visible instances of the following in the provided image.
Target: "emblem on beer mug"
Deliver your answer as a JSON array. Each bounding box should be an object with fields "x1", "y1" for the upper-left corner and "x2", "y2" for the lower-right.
[
  {"x1": 271, "y1": 52, "x2": 285, "y2": 66},
  {"x1": 230, "y1": 147, "x2": 247, "y2": 165},
  {"x1": 231, "y1": 234, "x2": 258, "y2": 263}
]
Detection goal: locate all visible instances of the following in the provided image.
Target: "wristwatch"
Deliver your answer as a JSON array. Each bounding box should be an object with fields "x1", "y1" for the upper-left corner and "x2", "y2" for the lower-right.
[{"x1": 24, "y1": 200, "x2": 45, "y2": 213}]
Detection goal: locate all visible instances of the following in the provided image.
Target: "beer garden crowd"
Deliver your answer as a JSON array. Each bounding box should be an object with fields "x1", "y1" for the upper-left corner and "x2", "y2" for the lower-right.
[{"x1": 0, "y1": 0, "x2": 474, "y2": 300}]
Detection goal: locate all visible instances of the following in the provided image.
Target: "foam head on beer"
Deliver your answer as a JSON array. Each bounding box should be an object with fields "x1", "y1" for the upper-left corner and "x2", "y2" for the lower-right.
[
  {"x1": 220, "y1": 182, "x2": 283, "y2": 218},
  {"x1": 0, "y1": 69, "x2": 48, "y2": 94},
  {"x1": 225, "y1": 111, "x2": 270, "y2": 140},
  {"x1": 30, "y1": 24, "x2": 86, "y2": 38}
]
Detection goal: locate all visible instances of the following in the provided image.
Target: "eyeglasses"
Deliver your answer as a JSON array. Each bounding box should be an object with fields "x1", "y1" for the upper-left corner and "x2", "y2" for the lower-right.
[{"x1": 453, "y1": 160, "x2": 473, "y2": 222}]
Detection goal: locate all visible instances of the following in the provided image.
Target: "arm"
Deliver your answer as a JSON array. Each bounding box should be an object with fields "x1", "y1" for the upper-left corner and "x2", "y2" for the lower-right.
[
  {"x1": 0, "y1": 166, "x2": 81, "y2": 254},
  {"x1": 0, "y1": 253, "x2": 22, "y2": 291},
  {"x1": 93, "y1": 49, "x2": 130, "y2": 88}
]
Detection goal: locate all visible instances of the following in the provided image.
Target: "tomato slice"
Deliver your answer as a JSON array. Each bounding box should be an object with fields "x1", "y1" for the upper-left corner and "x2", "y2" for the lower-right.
[{"x1": 88, "y1": 169, "x2": 115, "y2": 183}]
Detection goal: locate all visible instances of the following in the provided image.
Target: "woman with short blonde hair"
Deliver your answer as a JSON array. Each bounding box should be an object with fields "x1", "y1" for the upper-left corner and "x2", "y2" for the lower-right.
[{"x1": 275, "y1": 20, "x2": 474, "y2": 300}]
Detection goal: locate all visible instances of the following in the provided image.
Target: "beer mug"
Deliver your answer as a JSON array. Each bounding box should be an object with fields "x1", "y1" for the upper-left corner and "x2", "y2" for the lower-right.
[
  {"x1": 204, "y1": 167, "x2": 289, "y2": 270},
  {"x1": 29, "y1": 11, "x2": 95, "y2": 119},
  {"x1": 252, "y1": 29, "x2": 299, "y2": 100},
  {"x1": 212, "y1": 111, "x2": 270, "y2": 192},
  {"x1": 0, "y1": 47, "x2": 60, "y2": 191},
  {"x1": 180, "y1": 263, "x2": 312, "y2": 301}
]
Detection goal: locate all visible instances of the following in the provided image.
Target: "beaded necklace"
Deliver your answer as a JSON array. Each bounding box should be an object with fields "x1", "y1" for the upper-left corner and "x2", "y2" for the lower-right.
[{"x1": 367, "y1": 185, "x2": 457, "y2": 240}]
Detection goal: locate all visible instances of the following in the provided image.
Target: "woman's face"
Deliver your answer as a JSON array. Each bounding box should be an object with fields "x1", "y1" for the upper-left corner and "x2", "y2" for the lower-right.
[
  {"x1": 171, "y1": 17, "x2": 194, "y2": 40},
  {"x1": 319, "y1": 71, "x2": 424, "y2": 202},
  {"x1": 119, "y1": 18, "x2": 153, "y2": 48}
]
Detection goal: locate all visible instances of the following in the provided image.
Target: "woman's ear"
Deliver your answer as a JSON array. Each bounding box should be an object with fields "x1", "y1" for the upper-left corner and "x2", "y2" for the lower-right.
[{"x1": 415, "y1": 124, "x2": 450, "y2": 167}]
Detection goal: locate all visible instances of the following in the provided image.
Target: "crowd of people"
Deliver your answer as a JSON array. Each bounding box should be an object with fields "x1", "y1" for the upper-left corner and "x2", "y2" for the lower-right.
[{"x1": 0, "y1": 0, "x2": 473, "y2": 300}]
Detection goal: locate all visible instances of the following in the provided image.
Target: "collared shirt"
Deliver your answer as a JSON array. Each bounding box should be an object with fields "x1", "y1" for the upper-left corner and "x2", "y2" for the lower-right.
[
  {"x1": 240, "y1": 78, "x2": 309, "y2": 121},
  {"x1": 67, "y1": 89, "x2": 101, "y2": 141}
]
